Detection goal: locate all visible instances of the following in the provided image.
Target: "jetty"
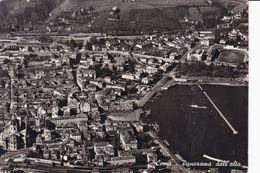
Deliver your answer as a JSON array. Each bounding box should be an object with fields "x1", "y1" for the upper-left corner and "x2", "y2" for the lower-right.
[{"x1": 197, "y1": 84, "x2": 238, "y2": 135}]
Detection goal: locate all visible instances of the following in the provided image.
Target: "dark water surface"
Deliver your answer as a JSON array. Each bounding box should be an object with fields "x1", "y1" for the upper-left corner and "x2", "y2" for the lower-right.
[{"x1": 146, "y1": 85, "x2": 248, "y2": 165}]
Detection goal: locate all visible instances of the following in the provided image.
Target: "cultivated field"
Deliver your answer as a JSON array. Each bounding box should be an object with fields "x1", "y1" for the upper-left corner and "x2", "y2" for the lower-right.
[{"x1": 0, "y1": 0, "x2": 247, "y2": 33}]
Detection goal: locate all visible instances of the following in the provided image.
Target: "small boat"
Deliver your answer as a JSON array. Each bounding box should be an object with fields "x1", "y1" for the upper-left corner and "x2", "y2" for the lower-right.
[
  {"x1": 146, "y1": 109, "x2": 151, "y2": 115},
  {"x1": 145, "y1": 110, "x2": 151, "y2": 118},
  {"x1": 164, "y1": 140, "x2": 170, "y2": 146},
  {"x1": 188, "y1": 104, "x2": 207, "y2": 109},
  {"x1": 154, "y1": 92, "x2": 162, "y2": 98},
  {"x1": 152, "y1": 122, "x2": 160, "y2": 132},
  {"x1": 161, "y1": 86, "x2": 169, "y2": 90}
]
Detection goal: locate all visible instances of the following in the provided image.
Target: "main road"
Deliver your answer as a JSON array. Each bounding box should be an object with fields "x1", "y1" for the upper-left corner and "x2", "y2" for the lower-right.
[{"x1": 136, "y1": 46, "x2": 194, "y2": 108}]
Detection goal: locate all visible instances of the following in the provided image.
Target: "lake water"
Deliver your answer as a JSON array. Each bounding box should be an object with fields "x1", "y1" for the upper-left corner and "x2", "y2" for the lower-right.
[{"x1": 145, "y1": 85, "x2": 248, "y2": 166}]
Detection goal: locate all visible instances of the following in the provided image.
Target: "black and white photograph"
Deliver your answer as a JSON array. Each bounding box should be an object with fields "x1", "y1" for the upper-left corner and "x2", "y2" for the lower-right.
[{"x1": 0, "y1": 0, "x2": 252, "y2": 172}]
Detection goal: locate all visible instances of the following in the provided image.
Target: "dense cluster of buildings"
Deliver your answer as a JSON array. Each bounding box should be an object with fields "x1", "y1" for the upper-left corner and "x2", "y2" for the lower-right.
[
  {"x1": 0, "y1": 4, "x2": 248, "y2": 172},
  {"x1": 0, "y1": 32, "x2": 186, "y2": 172}
]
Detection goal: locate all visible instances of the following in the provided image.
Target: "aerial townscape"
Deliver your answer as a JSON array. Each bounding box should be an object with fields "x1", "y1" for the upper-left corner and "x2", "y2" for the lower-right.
[{"x1": 0, "y1": 0, "x2": 248, "y2": 173}]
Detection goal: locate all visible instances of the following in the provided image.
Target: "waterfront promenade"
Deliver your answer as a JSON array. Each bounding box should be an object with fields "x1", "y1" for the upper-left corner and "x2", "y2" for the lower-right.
[
  {"x1": 148, "y1": 130, "x2": 190, "y2": 172},
  {"x1": 136, "y1": 76, "x2": 169, "y2": 108}
]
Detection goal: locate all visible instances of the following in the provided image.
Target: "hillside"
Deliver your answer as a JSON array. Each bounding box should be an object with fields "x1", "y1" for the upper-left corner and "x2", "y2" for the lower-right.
[{"x1": 0, "y1": 0, "x2": 248, "y2": 34}]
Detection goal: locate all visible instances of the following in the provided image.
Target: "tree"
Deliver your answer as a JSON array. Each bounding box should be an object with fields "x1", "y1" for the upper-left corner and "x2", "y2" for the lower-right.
[
  {"x1": 69, "y1": 39, "x2": 77, "y2": 50},
  {"x1": 39, "y1": 35, "x2": 53, "y2": 43},
  {"x1": 23, "y1": 59, "x2": 28, "y2": 68},
  {"x1": 89, "y1": 6, "x2": 94, "y2": 11},
  {"x1": 28, "y1": 46, "x2": 34, "y2": 52},
  {"x1": 3, "y1": 59, "x2": 10, "y2": 64}
]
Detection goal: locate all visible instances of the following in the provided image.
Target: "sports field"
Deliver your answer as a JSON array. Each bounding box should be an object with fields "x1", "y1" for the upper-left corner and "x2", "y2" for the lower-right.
[{"x1": 218, "y1": 49, "x2": 245, "y2": 65}]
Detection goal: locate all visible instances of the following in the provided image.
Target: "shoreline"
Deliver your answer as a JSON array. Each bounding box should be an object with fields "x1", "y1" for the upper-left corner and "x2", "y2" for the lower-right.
[
  {"x1": 162, "y1": 80, "x2": 248, "y2": 91},
  {"x1": 142, "y1": 80, "x2": 248, "y2": 170}
]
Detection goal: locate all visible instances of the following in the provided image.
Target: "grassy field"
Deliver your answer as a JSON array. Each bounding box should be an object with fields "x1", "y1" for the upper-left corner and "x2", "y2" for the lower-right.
[{"x1": 218, "y1": 49, "x2": 245, "y2": 65}]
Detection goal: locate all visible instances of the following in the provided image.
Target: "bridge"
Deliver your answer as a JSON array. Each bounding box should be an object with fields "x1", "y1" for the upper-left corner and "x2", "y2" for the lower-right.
[{"x1": 197, "y1": 84, "x2": 238, "y2": 135}]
